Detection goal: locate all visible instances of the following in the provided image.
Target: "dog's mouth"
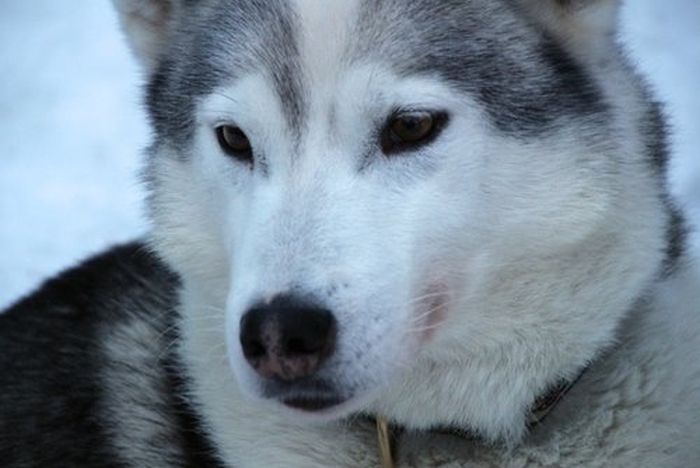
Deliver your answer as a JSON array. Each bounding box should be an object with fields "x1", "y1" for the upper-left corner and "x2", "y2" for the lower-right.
[
  {"x1": 282, "y1": 396, "x2": 346, "y2": 412},
  {"x1": 262, "y1": 377, "x2": 354, "y2": 414}
]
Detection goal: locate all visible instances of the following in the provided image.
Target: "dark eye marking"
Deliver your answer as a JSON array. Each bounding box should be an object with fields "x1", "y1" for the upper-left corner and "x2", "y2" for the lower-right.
[
  {"x1": 380, "y1": 110, "x2": 449, "y2": 155},
  {"x1": 216, "y1": 125, "x2": 253, "y2": 164}
]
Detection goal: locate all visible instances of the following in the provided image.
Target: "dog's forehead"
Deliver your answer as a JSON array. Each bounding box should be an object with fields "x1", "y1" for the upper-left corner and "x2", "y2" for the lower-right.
[
  {"x1": 149, "y1": 0, "x2": 604, "y2": 146},
  {"x1": 190, "y1": 0, "x2": 530, "y2": 88}
]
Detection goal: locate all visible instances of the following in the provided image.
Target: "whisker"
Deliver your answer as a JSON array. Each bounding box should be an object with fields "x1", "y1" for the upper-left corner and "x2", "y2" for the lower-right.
[{"x1": 401, "y1": 290, "x2": 449, "y2": 307}]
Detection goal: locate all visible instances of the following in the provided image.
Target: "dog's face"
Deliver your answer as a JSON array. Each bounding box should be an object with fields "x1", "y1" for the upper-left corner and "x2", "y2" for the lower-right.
[{"x1": 123, "y1": 0, "x2": 666, "y2": 432}]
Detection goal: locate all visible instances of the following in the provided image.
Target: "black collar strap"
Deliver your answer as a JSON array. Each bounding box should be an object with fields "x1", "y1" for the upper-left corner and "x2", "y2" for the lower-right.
[{"x1": 375, "y1": 371, "x2": 587, "y2": 468}]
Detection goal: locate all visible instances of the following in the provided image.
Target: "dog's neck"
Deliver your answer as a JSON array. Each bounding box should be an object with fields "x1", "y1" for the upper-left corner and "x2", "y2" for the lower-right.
[
  {"x1": 372, "y1": 370, "x2": 587, "y2": 468},
  {"x1": 369, "y1": 352, "x2": 590, "y2": 439}
]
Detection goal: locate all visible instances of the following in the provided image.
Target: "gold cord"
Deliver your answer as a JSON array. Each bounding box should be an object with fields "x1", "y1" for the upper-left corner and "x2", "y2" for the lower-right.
[{"x1": 376, "y1": 416, "x2": 395, "y2": 468}]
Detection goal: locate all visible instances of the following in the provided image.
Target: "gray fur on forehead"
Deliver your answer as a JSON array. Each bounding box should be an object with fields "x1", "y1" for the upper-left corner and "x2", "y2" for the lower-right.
[
  {"x1": 146, "y1": 0, "x2": 303, "y2": 148},
  {"x1": 352, "y1": 0, "x2": 607, "y2": 134},
  {"x1": 147, "y1": 0, "x2": 608, "y2": 149}
]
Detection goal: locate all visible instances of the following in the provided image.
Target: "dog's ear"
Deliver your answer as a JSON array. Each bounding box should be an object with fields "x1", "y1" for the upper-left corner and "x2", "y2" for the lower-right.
[
  {"x1": 111, "y1": 0, "x2": 181, "y2": 72},
  {"x1": 516, "y1": 0, "x2": 621, "y2": 52}
]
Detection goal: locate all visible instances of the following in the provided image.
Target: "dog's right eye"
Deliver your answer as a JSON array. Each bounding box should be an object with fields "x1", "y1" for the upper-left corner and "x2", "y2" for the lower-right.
[
  {"x1": 216, "y1": 125, "x2": 253, "y2": 163},
  {"x1": 380, "y1": 110, "x2": 448, "y2": 156}
]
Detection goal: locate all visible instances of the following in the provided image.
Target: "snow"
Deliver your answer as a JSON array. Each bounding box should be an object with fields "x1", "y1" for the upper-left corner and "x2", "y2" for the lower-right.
[
  {"x1": 0, "y1": 1, "x2": 698, "y2": 309},
  {"x1": 621, "y1": 1, "x2": 700, "y2": 215}
]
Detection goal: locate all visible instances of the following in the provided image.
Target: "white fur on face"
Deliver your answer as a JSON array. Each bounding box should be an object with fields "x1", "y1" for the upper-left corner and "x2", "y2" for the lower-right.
[
  {"x1": 197, "y1": 65, "x2": 494, "y2": 411},
  {"x1": 184, "y1": 63, "x2": 632, "y2": 426},
  {"x1": 147, "y1": 0, "x2": 667, "y2": 442}
]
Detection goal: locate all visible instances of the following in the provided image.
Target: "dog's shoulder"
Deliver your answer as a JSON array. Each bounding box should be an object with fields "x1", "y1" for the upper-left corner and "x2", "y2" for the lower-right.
[
  {"x1": 2, "y1": 241, "x2": 176, "y2": 319},
  {"x1": 0, "y1": 243, "x2": 221, "y2": 467}
]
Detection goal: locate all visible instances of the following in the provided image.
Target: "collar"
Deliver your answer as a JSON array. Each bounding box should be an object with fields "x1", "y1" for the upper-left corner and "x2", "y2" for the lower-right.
[{"x1": 374, "y1": 372, "x2": 586, "y2": 468}]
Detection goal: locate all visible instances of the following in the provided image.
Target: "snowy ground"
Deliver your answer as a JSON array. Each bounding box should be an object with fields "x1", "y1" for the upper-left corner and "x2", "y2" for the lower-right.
[{"x1": 0, "y1": 1, "x2": 698, "y2": 309}]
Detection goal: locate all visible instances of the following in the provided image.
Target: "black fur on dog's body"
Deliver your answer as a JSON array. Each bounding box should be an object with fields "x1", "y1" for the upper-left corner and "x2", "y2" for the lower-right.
[{"x1": 0, "y1": 243, "x2": 223, "y2": 467}]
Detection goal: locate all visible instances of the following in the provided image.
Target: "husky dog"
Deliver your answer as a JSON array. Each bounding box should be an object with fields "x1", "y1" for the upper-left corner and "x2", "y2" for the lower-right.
[{"x1": 2, "y1": 0, "x2": 699, "y2": 466}]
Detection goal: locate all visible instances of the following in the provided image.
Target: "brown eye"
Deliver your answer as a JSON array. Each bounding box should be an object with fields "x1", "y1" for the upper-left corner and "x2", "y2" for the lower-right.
[
  {"x1": 216, "y1": 125, "x2": 253, "y2": 162},
  {"x1": 381, "y1": 111, "x2": 447, "y2": 155}
]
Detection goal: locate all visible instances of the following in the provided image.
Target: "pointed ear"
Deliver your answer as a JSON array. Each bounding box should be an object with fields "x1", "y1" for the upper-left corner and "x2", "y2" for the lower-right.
[
  {"x1": 516, "y1": 0, "x2": 621, "y2": 51},
  {"x1": 111, "y1": 0, "x2": 181, "y2": 72}
]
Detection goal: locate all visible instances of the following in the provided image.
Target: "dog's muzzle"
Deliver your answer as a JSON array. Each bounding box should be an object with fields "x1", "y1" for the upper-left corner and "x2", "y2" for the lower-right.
[{"x1": 239, "y1": 294, "x2": 341, "y2": 410}]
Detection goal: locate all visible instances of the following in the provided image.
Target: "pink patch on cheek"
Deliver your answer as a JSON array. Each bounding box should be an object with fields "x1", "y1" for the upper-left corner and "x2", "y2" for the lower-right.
[{"x1": 414, "y1": 284, "x2": 450, "y2": 344}]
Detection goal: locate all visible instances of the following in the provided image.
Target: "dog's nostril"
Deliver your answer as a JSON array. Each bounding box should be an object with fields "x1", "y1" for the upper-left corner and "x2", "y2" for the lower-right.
[
  {"x1": 281, "y1": 308, "x2": 334, "y2": 357},
  {"x1": 241, "y1": 337, "x2": 266, "y2": 359},
  {"x1": 239, "y1": 307, "x2": 269, "y2": 360},
  {"x1": 285, "y1": 337, "x2": 309, "y2": 355},
  {"x1": 285, "y1": 335, "x2": 323, "y2": 356}
]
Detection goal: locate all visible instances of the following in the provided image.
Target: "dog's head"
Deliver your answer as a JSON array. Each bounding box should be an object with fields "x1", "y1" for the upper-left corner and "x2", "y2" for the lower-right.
[{"x1": 114, "y1": 0, "x2": 674, "y2": 441}]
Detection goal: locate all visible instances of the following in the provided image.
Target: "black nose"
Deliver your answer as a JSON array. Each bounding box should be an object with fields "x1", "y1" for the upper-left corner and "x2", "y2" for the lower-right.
[{"x1": 239, "y1": 295, "x2": 337, "y2": 381}]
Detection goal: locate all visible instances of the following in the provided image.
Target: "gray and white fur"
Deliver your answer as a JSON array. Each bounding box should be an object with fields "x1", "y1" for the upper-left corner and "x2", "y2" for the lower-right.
[{"x1": 1, "y1": 0, "x2": 699, "y2": 466}]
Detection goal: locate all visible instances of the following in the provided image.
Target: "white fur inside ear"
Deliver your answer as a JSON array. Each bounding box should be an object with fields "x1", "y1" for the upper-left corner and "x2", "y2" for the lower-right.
[
  {"x1": 111, "y1": 0, "x2": 176, "y2": 72},
  {"x1": 518, "y1": 0, "x2": 621, "y2": 55}
]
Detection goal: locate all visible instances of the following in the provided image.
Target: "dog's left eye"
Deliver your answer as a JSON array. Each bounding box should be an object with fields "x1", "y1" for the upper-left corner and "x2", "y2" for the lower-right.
[
  {"x1": 381, "y1": 111, "x2": 448, "y2": 155},
  {"x1": 216, "y1": 125, "x2": 253, "y2": 163}
]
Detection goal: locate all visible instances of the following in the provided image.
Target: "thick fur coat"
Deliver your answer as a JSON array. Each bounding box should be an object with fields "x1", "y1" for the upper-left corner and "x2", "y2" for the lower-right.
[{"x1": 1, "y1": 0, "x2": 699, "y2": 466}]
